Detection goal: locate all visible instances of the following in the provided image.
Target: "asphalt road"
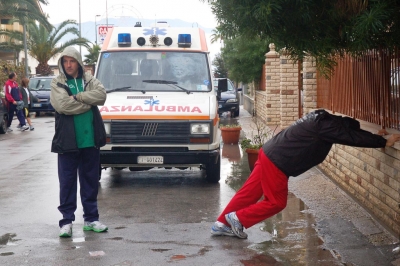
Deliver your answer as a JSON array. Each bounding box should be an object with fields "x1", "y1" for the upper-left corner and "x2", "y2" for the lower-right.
[{"x1": 0, "y1": 109, "x2": 399, "y2": 266}]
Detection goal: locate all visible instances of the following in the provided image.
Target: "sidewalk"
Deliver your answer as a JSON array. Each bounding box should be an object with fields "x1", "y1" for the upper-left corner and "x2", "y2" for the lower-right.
[{"x1": 236, "y1": 107, "x2": 400, "y2": 266}]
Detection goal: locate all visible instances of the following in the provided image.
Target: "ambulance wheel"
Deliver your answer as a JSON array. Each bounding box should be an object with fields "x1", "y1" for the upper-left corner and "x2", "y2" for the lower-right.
[
  {"x1": 234, "y1": 109, "x2": 240, "y2": 117},
  {"x1": 99, "y1": 165, "x2": 102, "y2": 181},
  {"x1": 205, "y1": 155, "x2": 221, "y2": 183}
]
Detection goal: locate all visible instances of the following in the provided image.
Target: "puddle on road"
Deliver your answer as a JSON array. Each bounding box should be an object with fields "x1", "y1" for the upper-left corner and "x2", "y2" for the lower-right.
[
  {"x1": 0, "y1": 252, "x2": 14, "y2": 256},
  {"x1": 244, "y1": 193, "x2": 338, "y2": 265},
  {"x1": 0, "y1": 233, "x2": 19, "y2": 246},
  {"x1": 221, "y1": 144, "x2": 339, "y2": 265}
]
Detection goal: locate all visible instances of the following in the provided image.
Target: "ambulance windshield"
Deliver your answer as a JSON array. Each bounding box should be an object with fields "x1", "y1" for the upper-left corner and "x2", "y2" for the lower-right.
[{"x1": 96, "y1": 51, "x2": 212, "y2": 92}]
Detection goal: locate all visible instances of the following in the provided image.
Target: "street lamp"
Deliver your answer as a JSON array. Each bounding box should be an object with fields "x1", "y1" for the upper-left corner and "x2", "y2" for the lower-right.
[
  {"x1": 79, "y1": 0, "x2": 81, "y2": 54},
  {"x1": 95, "y1": 15, "x2": 100, "y2": 44}
]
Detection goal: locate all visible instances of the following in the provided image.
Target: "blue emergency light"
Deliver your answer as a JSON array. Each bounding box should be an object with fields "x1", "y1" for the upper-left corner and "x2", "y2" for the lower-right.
[
  {"x1": 118, "y1": 33, "x2": 132, "y2": 47},
  {"x1": 178, "y1": 34, "x2": 191, "y2": 48}
]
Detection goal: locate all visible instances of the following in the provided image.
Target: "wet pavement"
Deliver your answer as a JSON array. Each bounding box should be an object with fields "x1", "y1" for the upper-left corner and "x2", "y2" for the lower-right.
[{"x1": 0, "y1": 108, "x2": 399, "y2": 265}]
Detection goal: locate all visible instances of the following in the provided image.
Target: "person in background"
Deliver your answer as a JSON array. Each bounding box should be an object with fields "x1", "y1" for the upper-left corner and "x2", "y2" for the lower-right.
[
  {"x1": 211, "y1": 109, "x2": 400, "y2": 239},
  {"x1": 4, "y1": 72, "x2": 29, "y2": 131},
  {"x1": 50, "y1": 46, "x2": 107, "y2": 238},
  {"x1": 19, "y1": 77, "x2": 38, "y2": 131}
]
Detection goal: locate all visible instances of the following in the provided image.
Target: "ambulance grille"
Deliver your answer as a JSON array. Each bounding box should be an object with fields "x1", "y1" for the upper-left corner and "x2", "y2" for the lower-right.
[{"x1": 110, "y1": 121, "x2": 190, "y2": 144}]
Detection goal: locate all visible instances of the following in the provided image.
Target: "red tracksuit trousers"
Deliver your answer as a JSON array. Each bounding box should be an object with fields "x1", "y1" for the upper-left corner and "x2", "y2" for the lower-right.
[{"x1": 217, "y1": 149, "x2": 288, "y2": 228}]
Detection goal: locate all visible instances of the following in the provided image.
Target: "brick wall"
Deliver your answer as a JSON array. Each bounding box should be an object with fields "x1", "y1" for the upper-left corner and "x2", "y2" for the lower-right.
[
  {"x1": 319, "y1": 144, "x2": 400, "y2": 235},
  {"x1": 263, "y1": 44, "x2": 281, "y2": 125},
  {"x1": 279, "y1": 51, "x2": 299, "y2": 128},
  {"x1": 303, "y1": 56, "x2": 317, "y2": 114}
]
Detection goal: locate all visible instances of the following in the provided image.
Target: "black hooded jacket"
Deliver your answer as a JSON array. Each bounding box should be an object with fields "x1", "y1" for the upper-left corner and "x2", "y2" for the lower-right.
[
  {"x1": 262, "y1": 109, "x2": 387, "y2": 177},
  {"x1": 50, "y1": 47, "x2": 106, "y2": 153}
]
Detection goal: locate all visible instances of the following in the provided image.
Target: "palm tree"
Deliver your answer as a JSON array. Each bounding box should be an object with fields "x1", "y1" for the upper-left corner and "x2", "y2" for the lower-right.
[
  {"x1": 210, "y1": 27, "x2": 223, "y2": 44},
  {"x1": 27, "y1": 20, "x2": 90, "y2": 75},
  {"x1": 84, "y1": 44, "x2": 101, "y2": 65},
  {"x1": 0, "y1": 0, "x2": 52, "y2": 76},
  {"x1": 0, "y1": 0, "x2": 51, "y2": 29}
]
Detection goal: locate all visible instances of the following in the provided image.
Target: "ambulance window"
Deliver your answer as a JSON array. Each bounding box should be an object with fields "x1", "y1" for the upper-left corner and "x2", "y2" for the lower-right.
[
  {"x1": 96, "y1": 51, "x2": 212, "y2": 92},
  {"x1": 164, "y1": 52, "x2": 211, "y2": 91}
]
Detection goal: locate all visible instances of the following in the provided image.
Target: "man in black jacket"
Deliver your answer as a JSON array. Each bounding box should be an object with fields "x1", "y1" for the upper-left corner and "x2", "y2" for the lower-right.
[{"x1": 211, "y1": 109, "x2": 400, "y2": 239}]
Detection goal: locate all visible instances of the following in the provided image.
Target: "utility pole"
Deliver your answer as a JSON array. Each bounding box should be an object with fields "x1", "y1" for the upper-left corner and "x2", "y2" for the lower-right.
[
  {"x1": 95, "y1": 15, "x2": 100, "y2": 45},
  {"x1": 106, "y1": 0, "x2": 108, "y2": 28},
  {"x1": 23, "y1": 24, "x2": 29, "y2": 77},
  {"x1": 79, "y1": 0, "x2": 82, "y2": 54}
]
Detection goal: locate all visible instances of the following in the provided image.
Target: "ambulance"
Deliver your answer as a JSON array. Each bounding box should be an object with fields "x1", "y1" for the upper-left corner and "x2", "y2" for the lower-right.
[{"x1": 95, "y1": 22, "x2": 226, "y2": 183}]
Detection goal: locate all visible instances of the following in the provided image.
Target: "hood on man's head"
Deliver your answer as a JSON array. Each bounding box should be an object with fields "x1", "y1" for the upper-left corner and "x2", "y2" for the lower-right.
[{"x1": 58, "y1": 46, "x2": 84, "y2": 79}]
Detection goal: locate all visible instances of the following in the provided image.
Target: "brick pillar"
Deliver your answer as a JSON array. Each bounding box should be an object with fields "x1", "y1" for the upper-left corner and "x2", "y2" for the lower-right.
[
  {"x1": 303, "y1": 56, "x2": 317, "y2": 114},
  {"x1": 264, "y1": 43, "x2": 281, "y2": 125},
  {"x1": 280, "y1": 50, "x2": 299, "y2": 128}
]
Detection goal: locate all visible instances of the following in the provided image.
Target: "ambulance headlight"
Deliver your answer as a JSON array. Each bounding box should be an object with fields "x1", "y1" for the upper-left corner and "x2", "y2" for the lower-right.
[
  {"x1": 191, "y1": 123, "x2": 210, "y2": 134},
  {"x1": 226, "y1": 99, "x2": 238, "y2": 103},
  {"x1": 104, "y1": 122, "x2": 111, "y2": 134},
  {"x1": 118, "y1": 33, "x2": 131, "y2": 47}
]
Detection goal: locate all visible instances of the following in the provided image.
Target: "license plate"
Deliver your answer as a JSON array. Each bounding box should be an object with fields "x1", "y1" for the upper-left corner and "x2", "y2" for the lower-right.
[
  {"x1": 33, "y1": 103, "x2": 42, "y2": 107},
  {"x1": 137, "y1": 156, "x2": 163, "y2": 164}
]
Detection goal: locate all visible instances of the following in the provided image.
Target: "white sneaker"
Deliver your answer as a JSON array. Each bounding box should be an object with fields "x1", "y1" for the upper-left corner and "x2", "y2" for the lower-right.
[
  {"x1": 17, "y1": 124, "x2": 21, "y2": 128},
  {"x1": 59, "y1": 223, "x2": 72, "y2": 237},
  {"x1": 83, "y1": 221, "x2": 108, "y2": 232},
  {"x1": 6, "y1": 127, "x2": 12, "y2": 132},
  {"x1": 30, "y1": 126, "x2": 34, "y2": 131},
  {"x1": 225, "y1": 212, "x2": 248, "y2": 239},
  {"x1": 211, "y1": 222, "x2": 235, "y2": 236},
  {"x1": 21, "y1": 125, "x2": 29, "y2": 131}
]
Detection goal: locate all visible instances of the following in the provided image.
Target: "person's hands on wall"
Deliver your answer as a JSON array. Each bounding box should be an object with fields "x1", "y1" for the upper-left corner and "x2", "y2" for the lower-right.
[
  {"x1": 385, "y1": 134, "x2": 400, "y2": 147},
  {"x1": 377, "y1": 129, "x2": 389, "y2": 136}
]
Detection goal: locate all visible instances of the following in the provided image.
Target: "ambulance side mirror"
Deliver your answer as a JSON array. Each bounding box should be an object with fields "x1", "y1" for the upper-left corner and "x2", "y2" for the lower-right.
[{"x1": 217, "y1": 79, "x2": 228, "y2": 92}]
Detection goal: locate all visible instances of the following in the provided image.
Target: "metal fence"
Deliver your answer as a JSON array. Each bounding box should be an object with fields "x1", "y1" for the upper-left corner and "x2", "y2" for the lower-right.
[{"x1": 317, "y1": 49, "x2": 400, "y2": 130}]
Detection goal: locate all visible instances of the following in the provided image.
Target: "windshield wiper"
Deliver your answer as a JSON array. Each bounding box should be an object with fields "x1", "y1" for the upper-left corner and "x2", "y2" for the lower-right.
[
  {"x1": 106, "y1": 86, "x2": 132, "y2": 93},
  {"x1": 142, "y1": 80, "x2": 191, "y2": 94}
]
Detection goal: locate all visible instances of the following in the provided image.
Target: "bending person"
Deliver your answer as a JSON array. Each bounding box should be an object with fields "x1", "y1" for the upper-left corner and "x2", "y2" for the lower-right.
[{"x1": 211, "y1": 109, "x2": 400, "y2": 239}]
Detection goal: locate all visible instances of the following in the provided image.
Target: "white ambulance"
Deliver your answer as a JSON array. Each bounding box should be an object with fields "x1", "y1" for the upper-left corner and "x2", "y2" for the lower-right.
[{"x1": 95, "y1": 23, "x2": 226, "y2": 183}]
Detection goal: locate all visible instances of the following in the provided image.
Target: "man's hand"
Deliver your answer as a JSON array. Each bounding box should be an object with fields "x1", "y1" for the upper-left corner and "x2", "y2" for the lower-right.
[
  {"x1": 377, "y1": 129, "x2": 389, "y2": 136},
  {"x1": 385, "y1": 134, "x2": 400, "y2": 147}
]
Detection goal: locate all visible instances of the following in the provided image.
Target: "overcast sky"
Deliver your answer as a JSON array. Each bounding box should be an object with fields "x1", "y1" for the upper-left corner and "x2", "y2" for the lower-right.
[
  {"x1": 41, "y1": 0, "x2": 221, "y2": 60},
  {"x1": 42, "y1": 0, "x2": 217, "y2": 28}
]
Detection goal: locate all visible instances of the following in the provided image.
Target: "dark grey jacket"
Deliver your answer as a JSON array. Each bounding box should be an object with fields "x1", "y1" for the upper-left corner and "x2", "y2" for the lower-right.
[
  {"x1": 19, "y1": 87, "x2": 38, "y2": 108},
  {"x1": 262, "y1": 109, "x2": 387, "y2": 177}
]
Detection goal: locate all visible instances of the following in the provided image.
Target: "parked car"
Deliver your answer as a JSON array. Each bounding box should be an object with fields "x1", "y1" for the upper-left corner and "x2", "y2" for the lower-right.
[
  {"x1": 28, "y1": 76, "x2": 56, "y2": 116},
  {"x1": 0, "y1": 97, "x2": 8, "y2": 134},
  {"x1": 214, "y1": 78, "x2": 240, "y2": 117}
]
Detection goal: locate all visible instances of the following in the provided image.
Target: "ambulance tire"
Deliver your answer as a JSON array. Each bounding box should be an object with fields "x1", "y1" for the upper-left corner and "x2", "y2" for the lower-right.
[{"x1": 205, "y1": 155, "x2": 221, "y2": 183}]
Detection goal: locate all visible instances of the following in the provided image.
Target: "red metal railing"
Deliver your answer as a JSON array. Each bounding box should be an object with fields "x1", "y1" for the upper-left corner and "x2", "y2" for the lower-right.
[{"x1": 317, "y1": 49, "x2": 400, "y2": 129}]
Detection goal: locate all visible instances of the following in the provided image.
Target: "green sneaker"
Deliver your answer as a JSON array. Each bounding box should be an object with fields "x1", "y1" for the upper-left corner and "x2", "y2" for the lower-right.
[
  {"x1": 59, "y1": 223, "x2": 72, "y2": 237},
  {"x1": 83, "y1": 221, "x2": 108, "y2": 232}
]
